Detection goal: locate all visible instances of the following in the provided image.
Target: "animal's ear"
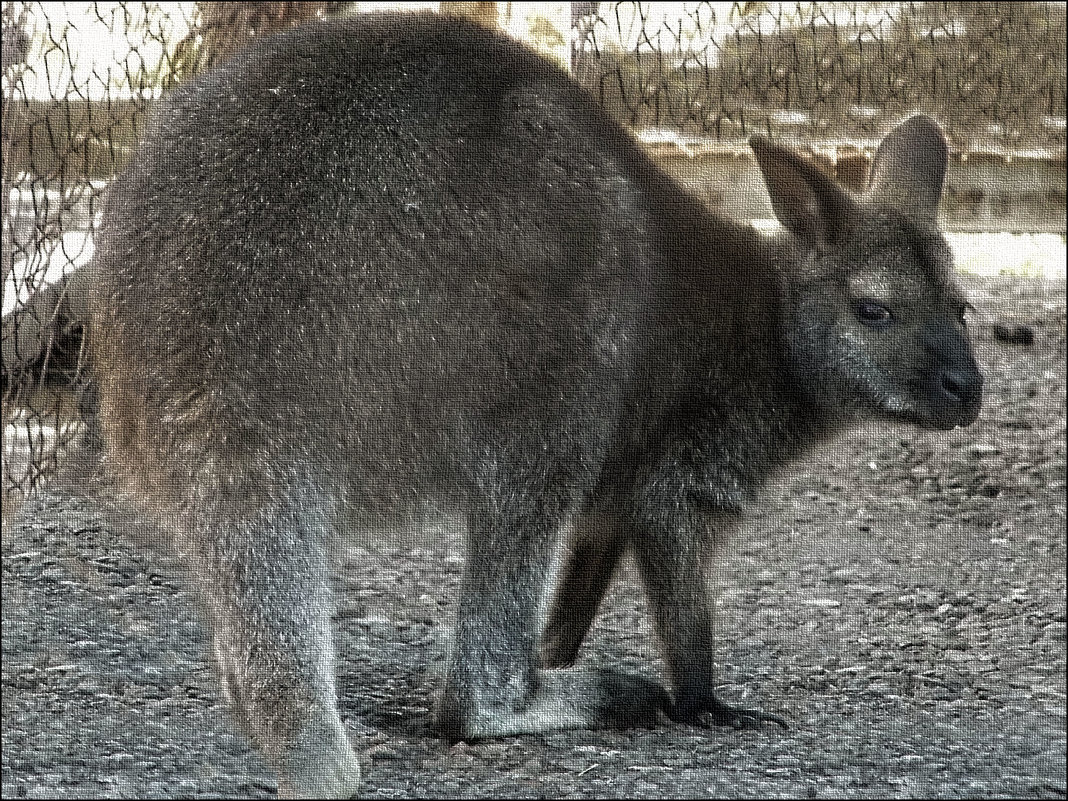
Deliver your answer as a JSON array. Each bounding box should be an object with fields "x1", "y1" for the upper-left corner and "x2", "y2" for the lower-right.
[
  {"x1": 750, "y1": 136, "x2": 859, "y2": 252},
  {"x1": 866, "y1": 115, "x2": 948, "y2": 222}
]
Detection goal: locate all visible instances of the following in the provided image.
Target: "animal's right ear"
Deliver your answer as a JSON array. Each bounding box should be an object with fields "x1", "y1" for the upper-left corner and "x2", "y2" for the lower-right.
[
  {"x1": 750, "y1": 136, "x2": 859, "y2": 252},
  {"x1": 865, "y1": 115, "x2": 948, "y2": 223}
]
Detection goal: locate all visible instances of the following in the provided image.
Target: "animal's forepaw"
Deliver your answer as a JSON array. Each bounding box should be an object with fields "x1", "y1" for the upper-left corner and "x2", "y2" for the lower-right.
[{"x1": 670, "y1": 693, "x2": 789, "y2": 731}]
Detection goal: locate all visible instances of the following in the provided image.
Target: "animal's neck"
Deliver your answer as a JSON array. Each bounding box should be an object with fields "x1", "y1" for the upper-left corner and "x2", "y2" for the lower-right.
[{"x1": 726, "y1": 261, "x2": 842, "y2": 481}]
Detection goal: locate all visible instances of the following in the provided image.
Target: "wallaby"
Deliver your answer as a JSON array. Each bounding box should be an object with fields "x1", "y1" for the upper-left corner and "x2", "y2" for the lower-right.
[{"x1": 87, "y1": 11, "x2": 983, "y2": 798}]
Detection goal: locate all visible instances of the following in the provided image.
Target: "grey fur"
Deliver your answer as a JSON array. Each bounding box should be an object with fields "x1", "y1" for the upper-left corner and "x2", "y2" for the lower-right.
[{"x1": 87, "y1": 12, "x2": 982, "y2": 798}]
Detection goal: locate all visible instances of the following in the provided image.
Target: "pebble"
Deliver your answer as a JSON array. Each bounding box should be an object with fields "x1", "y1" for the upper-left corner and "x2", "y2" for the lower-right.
[
  {"x1": 1041, "y1": 622, "x2": 1067, "y2": 641},
  {"x1": 993, "y1": 323, "x2": 1035, "y2": 345}
]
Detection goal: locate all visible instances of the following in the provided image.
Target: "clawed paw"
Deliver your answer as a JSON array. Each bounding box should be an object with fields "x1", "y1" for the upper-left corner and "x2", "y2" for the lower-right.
[{"x1": 670, "y1": 694, "x2": 789, "y2": 731}]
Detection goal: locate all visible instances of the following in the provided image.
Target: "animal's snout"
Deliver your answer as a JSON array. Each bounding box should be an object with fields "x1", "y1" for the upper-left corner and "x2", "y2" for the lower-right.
[
  {"x1": 940, "y1": 366, "x2": 983, "y2": 407},
  {"x1": 922, "y1": 323, "x2": 983, "y2": 426},
  {"x1": 937, "y1": 364, "x2": 983, "y2": 427}
]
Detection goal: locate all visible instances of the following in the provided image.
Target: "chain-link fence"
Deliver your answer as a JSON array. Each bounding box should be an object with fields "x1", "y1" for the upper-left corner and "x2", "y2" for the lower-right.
[
  {"x1": 3, "y1": 1, "x2": 1066, "y2": 507},
  {"x1": 574, "y1": 2, "x2": 1066, "y2": 153},
  {"x1": 2, "y1": 1, "x2": 344, "y2": 506}
]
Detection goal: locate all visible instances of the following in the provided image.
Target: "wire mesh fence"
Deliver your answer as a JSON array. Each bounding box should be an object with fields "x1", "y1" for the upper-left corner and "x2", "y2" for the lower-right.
[
  {"x1": 573, "y1": 2, "x2": 1066, "y2": 153},
  {"x1": 2, "y1": 1, "x2": 1066, "y2": 505}
]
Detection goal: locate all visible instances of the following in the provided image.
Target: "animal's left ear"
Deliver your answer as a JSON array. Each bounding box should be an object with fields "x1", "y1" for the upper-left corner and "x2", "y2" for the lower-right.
[
  {"x1": 750, "y1": 135, "x2": 860, "y2": 252},
  {"x1": 866, "y1": 115, "x2": 948, "y2": 223}
]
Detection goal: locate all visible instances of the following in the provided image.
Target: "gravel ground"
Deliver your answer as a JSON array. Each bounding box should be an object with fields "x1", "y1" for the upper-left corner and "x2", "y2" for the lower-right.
[{"x1": 2, "y1": 271, "x2": 1065, "y2": 799}]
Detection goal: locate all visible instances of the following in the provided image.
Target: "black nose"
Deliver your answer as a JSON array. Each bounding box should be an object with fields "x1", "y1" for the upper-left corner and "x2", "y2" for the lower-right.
[{"x1": 941, "y1": 367, "x2": 983, "y2": 407}]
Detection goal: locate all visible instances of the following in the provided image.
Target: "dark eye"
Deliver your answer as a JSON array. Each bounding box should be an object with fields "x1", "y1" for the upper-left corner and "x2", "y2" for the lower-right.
[{"x1": 857, "y1": 300, "x2": 892, "y2": 327}]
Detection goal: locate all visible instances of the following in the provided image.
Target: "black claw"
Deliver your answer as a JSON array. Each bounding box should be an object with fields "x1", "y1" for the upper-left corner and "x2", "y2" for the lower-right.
[
  {"x1": 670, "y1": 695, "x2": 790, "y2": 731},
  {"x1": 724, "y1": 709, "x2": 790, "y2": 731}
]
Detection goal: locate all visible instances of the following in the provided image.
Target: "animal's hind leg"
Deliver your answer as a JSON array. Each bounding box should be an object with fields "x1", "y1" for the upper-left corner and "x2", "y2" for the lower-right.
[
  {"x1": 438, "y1": 488, "x2": 667, "y2": 741},
  {"x1": 187, "y1": 482, "x2": 360, "y2": 799},
  {"x1": 540, "y1": 513, "x2": 626, "y2": 668}
]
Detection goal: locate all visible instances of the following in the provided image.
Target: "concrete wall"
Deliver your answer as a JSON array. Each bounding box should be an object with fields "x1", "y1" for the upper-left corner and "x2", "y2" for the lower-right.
[{"x1": 651, "y1": 144, "x2": 1066, "y2": 235}]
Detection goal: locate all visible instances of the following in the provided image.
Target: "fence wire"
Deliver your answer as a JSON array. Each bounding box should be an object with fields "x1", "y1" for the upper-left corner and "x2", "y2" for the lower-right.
[
  {"x1": 2, "y1": 1, "x2": 1066, "y2": 504},
  {"x1": 574, "y1": 2, "x2": 1066, "y2": 152}
]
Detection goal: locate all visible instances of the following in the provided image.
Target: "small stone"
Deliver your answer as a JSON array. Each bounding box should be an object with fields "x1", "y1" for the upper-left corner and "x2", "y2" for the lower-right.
[
  {"x1": 993, "y1": 322, "x2": 1034, "y2": 345},
  {"x1": 1042, "y1": 622, "x2": 1067, "y2": 642}
]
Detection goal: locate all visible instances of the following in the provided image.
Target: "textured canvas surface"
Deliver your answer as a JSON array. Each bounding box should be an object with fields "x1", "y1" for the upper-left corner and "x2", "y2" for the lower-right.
[{"x1": 2, "y1": 6, "x2": 1065, "y2": 799}]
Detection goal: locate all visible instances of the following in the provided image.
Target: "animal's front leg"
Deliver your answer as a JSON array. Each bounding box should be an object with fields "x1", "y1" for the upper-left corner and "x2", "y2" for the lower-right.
[{"x1": 631, "y1": 492, "x2": 788, "y2": 731}]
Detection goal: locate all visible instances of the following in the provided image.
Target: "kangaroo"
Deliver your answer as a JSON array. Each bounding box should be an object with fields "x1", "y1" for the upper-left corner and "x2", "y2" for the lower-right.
[{"x1": 87, "y1": 11, "x2": 982, "y2": 798}]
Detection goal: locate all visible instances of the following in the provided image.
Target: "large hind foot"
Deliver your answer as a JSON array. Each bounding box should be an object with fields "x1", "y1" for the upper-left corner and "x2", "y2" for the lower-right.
[
  {"x1": 438, "y1": 666, "x2": 670, "y2": 741},
  {"x1": 276, "y1": 716, "x2": 361, "y2": 799}
]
